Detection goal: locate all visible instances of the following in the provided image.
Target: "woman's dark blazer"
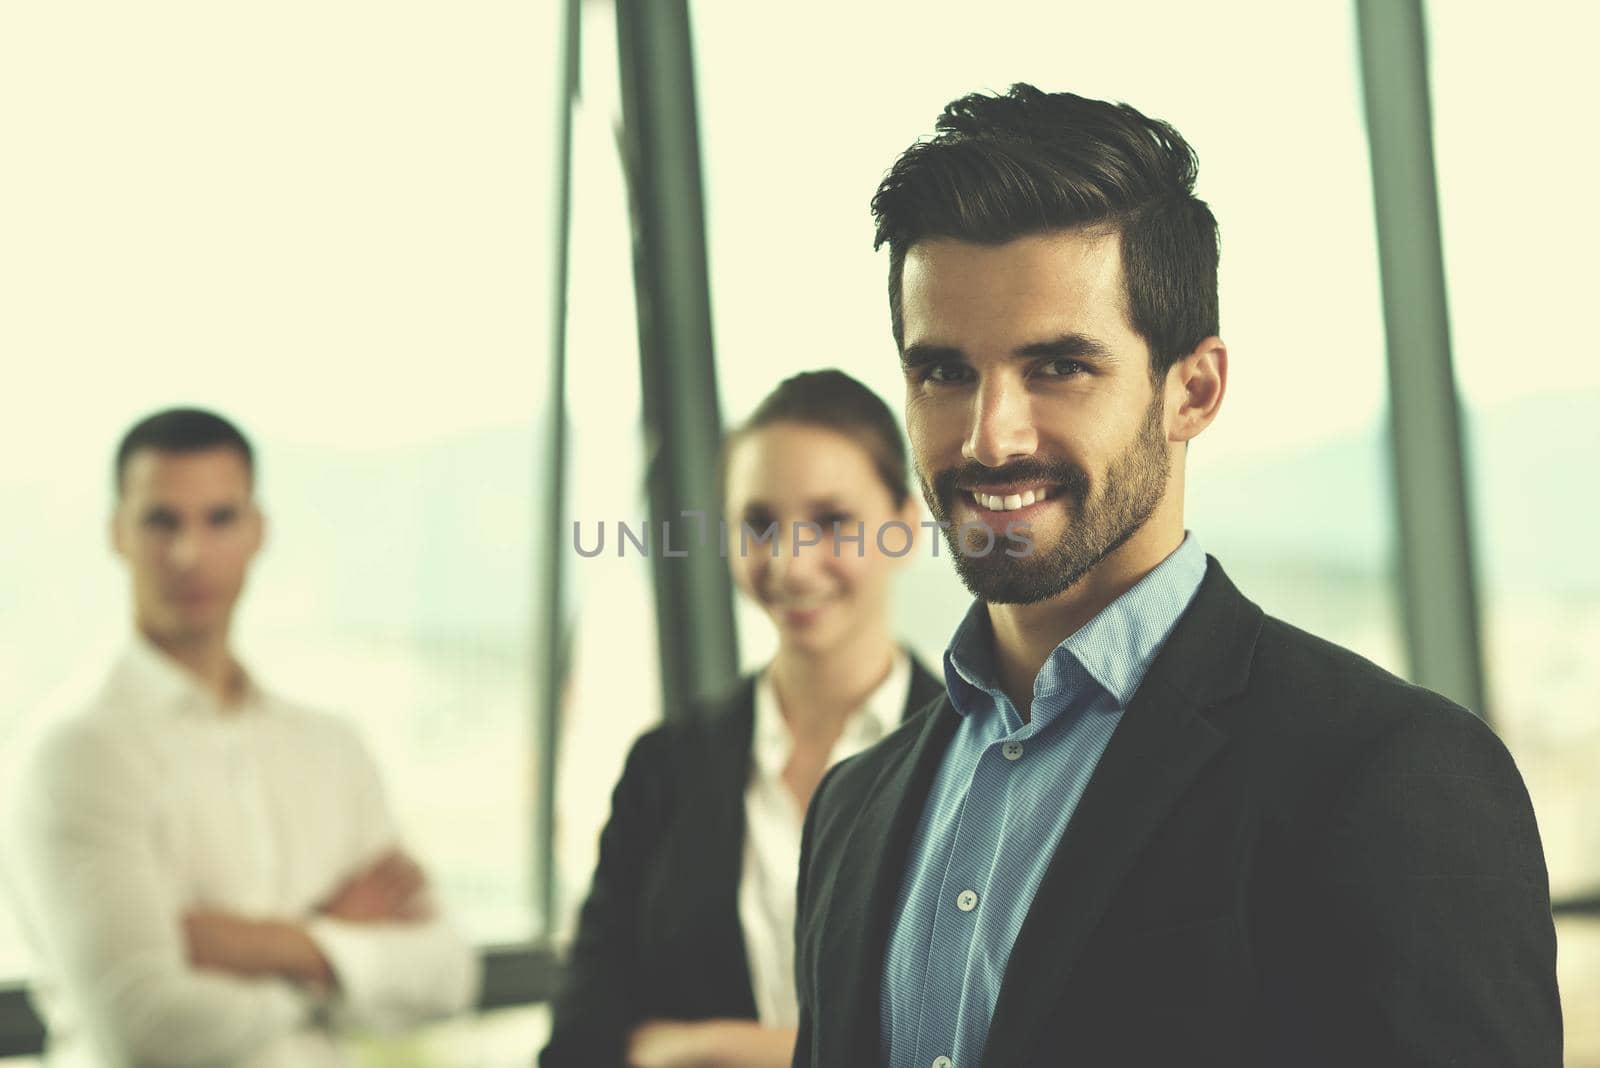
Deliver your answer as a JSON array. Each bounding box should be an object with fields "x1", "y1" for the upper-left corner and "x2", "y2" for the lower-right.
[{"x1": 539, "y1": 654, "x2": 944, "y2": 1068}]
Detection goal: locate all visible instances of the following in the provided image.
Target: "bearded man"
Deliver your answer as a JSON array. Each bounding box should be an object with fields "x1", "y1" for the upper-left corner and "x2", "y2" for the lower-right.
[{"x1": 790, "y1": 85, "x2": 1561, "y2": 1068}]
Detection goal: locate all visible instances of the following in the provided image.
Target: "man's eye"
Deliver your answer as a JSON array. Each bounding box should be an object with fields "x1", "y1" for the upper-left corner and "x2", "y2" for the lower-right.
[
  {"x1": 143, "y1": 514, "x2": 179, "y2": 531},
  {"x1": 923, "y1": 362, "x2": 970, "y2": 384},
  {"x1": 1039, "y1": 359, "x2": 1085, "y2": 377}
]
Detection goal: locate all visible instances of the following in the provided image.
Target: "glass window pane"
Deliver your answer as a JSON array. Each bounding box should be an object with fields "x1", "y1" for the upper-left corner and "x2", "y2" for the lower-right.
[
  {"x1": 689, "y1": 0, "x2": 1401, "y2": 675},
  {"x1": 1427, "y1": 1, "x2": 1600, "y2": 1056},
  {"x1": 0, "y1": 2, "x2": 561, "y2": 983},
  {"x1": 552, "y1": 0, "x2": 664, "y2": 938}
]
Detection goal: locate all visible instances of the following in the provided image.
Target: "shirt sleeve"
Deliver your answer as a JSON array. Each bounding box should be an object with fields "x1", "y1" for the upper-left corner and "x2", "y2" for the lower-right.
[
  {"x1": 5, "y1": 720, "x2": 313, "y2": 1067},
  {"x1": 305, "y1": 720, "x2": 480, "y2": 1029},
  {"x1": 306, "y1": 912, "x2": 479, "y2": 1032}
]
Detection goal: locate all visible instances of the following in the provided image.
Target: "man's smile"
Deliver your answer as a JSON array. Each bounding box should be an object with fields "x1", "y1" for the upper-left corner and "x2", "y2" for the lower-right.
[{"x1": 963, "y1": 483, "x2": 1057, "y2": 512}]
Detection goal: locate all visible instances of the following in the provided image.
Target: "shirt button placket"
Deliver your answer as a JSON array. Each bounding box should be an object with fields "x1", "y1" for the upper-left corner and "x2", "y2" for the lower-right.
[{"x1": 933, "y1": 1057, "x2": 954, "y2": 1068}]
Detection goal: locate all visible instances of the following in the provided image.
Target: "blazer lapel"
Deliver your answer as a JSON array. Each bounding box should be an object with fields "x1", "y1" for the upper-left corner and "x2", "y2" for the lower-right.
[
  {"x1": 709, "y1": 660, "x2": 939, "y2": 1023},
  {"x1": 816, "y1": 696, "x2": 962, "y2": 1066},
  {"x1": 981, "y1": 556, "x2": 1264, "y2": 1067}
]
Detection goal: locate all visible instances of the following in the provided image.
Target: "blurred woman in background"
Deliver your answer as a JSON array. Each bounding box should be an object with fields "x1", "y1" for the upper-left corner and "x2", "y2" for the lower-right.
[{"x1": 540, "y1": 369, "x2": 942, "y2": 1068}]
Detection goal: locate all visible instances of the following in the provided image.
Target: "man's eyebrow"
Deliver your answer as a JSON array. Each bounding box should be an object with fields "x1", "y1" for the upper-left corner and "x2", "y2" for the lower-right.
[
  {"x1": 1014, "y1": 333, "x2": 1118, "y2": 362},
  {"x1": 900, "y1": 343, "x2": 962, "y2": 372},
  {"x1": 901, "y1": 333, "x2": 1118, "y2": 371}
]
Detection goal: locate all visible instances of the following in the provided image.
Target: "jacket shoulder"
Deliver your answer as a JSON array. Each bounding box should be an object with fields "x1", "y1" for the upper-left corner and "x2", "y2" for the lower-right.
[
  {"x1": 1239, "y1": 614, "x2": 1515, "y2": 824},
  {"x1": 1250, "y1": 613, "x2": 1480, "y2": 732},
  {"x1": 609, "y1": 676, "x2": 759, "y2": 799}
]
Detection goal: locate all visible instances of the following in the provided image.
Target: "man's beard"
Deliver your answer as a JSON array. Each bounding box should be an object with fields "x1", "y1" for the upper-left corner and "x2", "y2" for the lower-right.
[{"x1": 920, "y1": 389, "x2": 1170, "y2": 606}]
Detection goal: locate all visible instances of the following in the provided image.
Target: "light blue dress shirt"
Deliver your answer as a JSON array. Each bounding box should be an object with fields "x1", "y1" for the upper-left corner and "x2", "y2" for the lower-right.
[{"x1": 880, "y1": 532, "x2": 1208, "y2": 1068}]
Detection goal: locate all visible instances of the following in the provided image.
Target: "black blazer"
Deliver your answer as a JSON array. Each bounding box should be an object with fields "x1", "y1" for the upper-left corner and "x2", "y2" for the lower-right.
[
  {"x1": 540, "y1": 653, "x2": 944, "y2": 1068},
  {"x1": 794, "y1": 557, "x2": 1562, "y2": 1067}
]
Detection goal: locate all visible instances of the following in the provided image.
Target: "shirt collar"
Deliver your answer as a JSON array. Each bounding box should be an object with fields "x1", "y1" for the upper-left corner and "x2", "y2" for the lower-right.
[
  {"x1": 944, "y1": 531, "x2": 1208, "y2": 716},
  {"x1": 752, "y1": 647, "x2": 911, "y2": 778},
  {"x1": 111, "y1": 632, "x2": 268, "y2": 718}
]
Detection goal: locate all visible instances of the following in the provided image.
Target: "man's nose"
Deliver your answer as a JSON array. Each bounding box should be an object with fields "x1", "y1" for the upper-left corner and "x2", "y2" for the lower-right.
[
  {"x1": 167, "y1": 528, "x2": 202, "y2": 570},
  {"x1": 963, "y1": 377, "x2": 1039, "y2": 467}
]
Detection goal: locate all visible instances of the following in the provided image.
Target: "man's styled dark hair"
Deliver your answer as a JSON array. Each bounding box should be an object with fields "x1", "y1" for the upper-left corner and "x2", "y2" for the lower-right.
[
  {"x1": 114, "y1": 407, "x2": 255, "y2": 497},
  {"x1": 721, "y1": 369, "x2": 911, "y2": 508},
  {"x1": 872, "y1": 83, "x2": 1219, "y2": 379}
]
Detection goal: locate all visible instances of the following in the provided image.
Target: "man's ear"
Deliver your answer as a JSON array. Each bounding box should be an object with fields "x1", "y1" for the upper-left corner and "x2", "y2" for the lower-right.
[
  {"x1": 109, "y1": 508, "x2": 127, "y2": 560},
  {"x1": 1168, "y1": 336, "x2": 1227, "y2": 445},
  {"x1": 247, "y1": 506, "x2": 267, "y2": 557}
]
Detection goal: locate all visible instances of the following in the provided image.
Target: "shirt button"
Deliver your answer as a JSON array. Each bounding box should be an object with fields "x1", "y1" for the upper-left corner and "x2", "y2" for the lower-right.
[
  {"x1": 933, "y1": 1058, "x2": 954, "y2": 1068},
  {"x1": 956, "y1": 889, "x2": 979, "y2": 912},
  {"x1": 1002, "y1": 742, "x2": 1024, "y2": 761}
]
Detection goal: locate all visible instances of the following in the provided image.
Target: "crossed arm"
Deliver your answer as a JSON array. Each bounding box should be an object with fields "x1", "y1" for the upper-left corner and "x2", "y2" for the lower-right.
[
  {"x1": 6, "y1": 722, "x2": 477, "y2": 1066},
  {"x1": 181, "y1": 848, "x2": 432, "y2": 988}
]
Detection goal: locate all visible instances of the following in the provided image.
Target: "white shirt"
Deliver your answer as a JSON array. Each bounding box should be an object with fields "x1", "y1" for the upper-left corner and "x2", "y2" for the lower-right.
[
  {"x1": 2, "y1": 638, "x2": 480, "y2": 1068},
  {"x1": 737, "y1": 650, "x2": 910, "y2": 1028}
]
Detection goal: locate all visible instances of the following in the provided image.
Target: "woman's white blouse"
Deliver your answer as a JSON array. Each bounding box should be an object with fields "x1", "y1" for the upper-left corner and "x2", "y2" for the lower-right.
[{"x1": 737, "y1": 650, "x2": 911, "y2": 1028}]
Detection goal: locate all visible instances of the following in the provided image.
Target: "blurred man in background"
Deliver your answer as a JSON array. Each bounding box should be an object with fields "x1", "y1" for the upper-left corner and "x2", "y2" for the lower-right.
[{"x1": 3, "y1": 408, "x2": 478, "y2": 1067}]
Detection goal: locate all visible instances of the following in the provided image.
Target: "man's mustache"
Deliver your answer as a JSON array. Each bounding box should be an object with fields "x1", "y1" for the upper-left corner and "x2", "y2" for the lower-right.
[{"x1": 929, "y1": 459, "x2": 1089, "y2": 506}]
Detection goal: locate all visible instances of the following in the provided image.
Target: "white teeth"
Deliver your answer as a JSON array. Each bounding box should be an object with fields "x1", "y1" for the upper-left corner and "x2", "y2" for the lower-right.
[{"x1": 971, "y1": 487, "x2": 1051, "y2": 512}]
